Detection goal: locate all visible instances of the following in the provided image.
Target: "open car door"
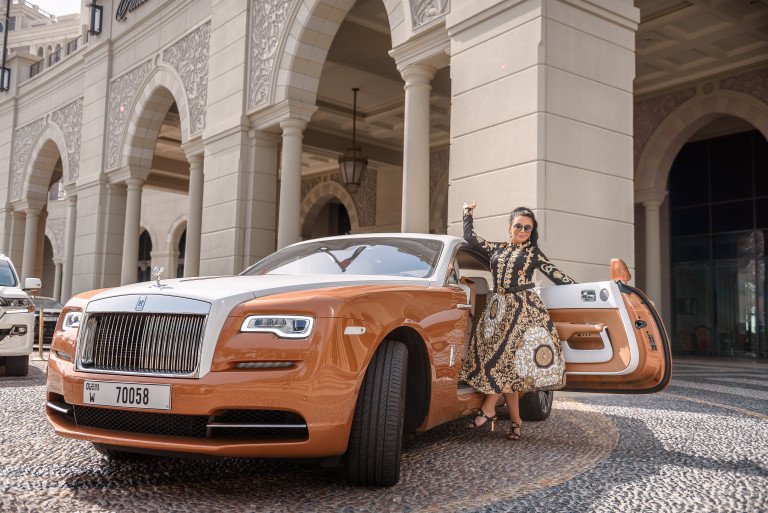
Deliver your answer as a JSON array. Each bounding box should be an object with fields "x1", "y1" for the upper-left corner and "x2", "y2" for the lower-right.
[{"x1": 539, "y1": 259, "x2": 672, "y2": 393}]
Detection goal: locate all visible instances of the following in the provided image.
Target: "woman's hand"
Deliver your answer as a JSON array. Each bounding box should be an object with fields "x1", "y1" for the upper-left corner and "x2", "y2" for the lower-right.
[{"x1": 463, "y1": 202, "x2": 477, "y2": 212}]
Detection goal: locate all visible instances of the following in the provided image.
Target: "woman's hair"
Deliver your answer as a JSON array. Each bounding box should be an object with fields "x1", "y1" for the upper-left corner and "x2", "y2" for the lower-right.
[{"x1": 509, "y1": 206, "x2": 539, "y2": 244}]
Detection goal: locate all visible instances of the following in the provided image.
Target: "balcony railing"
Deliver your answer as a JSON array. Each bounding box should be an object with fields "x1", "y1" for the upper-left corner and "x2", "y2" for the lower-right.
[
  {"x1": 29, "y1": 60, "x2": 43, "y2": 78},
  {"x1": 48, "y1": 48, "x2": 62, "y2": 67}
]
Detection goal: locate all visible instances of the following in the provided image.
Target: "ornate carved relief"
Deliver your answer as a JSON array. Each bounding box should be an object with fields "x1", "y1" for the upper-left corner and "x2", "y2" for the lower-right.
[
  {"x1": 105, "y1": 60, "x2": 152, "y2": 170},
  {"x1": 46, "y1": 217, "x2": 66, "y2": 259},
  {"x1": 163, "y1": 22, "x2": 211, "y2": 135},
  {"x1": 721, "y1": 68, "x2": 768, "y2": 105},
  {"x1": 411, "y1": 0, "x2": 449, "y2": 28},
  {"x1": 633, "y1": 88, "x2": 695, "y2": 165},
  {"x1": 300, "y1": 169, "x2": 377, "y2": 227},
  {"x1": 248, "y1": 0, "x2": 294, "y2": 110},
  {"x1": 10, "y1": 118, "x2": 45, "y2": 200},
  {"x1": 51, "y1": 98, "x2": 83, "y2": 182}
]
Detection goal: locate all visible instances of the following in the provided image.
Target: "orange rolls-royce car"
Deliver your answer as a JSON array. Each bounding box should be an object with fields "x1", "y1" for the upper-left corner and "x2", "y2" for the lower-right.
[{"x1": 46, "y1": 234, "x2": 671, "y2": 486}]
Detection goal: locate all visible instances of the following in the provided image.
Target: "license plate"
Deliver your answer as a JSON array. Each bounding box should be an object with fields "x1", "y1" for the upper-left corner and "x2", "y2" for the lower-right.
[{"x1": 83, "y1": 381, "x2": 171, "y2": 410}]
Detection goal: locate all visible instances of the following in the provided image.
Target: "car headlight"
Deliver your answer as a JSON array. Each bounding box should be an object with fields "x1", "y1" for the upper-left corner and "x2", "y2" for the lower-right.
[
  {"x1": 240, "y1": 315, "x2": 314, "y2": 339},
  {"x1": 0, "y1": 297, "x2": 31, "y2": 308},
  {"x1": 61, "y1": 310, "x2": 82, "y2": 330}
]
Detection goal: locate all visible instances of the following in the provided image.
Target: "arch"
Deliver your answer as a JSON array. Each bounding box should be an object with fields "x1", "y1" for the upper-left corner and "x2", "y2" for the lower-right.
[
  {"x1": 168, "y1": 215, "x2": 188, "y2": 253},
  {"x1": 271, "y1": 0, "x2": 406, "y2": 107},
  {"x1": 635, "y1": 90, "x2": 768, "y2": 194},
  {"x1": 36, "y1": 47, "x2": 43, "y2": 57},
  {"x1": 121, "y1": 66, "x2": 192, "y2": 172},
  {"x1": 22, "y1": 124, "x2": 69, "y2": 203},
  {"x1": 43, "y1": 224, "x2": 64, "y2": 261},
  {"x1": 299, "y1": 180, "x2": 360, "y2": 237}
]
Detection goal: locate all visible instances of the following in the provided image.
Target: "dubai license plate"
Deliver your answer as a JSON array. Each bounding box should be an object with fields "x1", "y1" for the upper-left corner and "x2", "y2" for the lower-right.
[{"x1": 83, "y1": 381, "x2": 171, "y2": 410}]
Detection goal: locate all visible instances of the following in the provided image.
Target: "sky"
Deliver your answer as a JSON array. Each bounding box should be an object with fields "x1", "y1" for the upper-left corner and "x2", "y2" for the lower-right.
[{"x1": 24, "y1": 0, "x2": 82, "y2": 16}]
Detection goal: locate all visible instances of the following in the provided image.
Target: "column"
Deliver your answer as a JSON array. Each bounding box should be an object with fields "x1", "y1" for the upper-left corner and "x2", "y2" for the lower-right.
[
  {"x1": 643, "y1": 198, "x2": 663, "y2": 306},
  {"x1": 21, "y1": 206, "x2": 42, "y2": 282},
  {"x1": 244, "y1": 131, "x2": 279, "y2": 267},
  {"x1": 120, "y1": 177, "x2": 145, "y2": 285},
  {"x1": 400, "y1": 64, "x2": 435, "y2": 233},
  {"x1": 52, "y1": 259, "x2": 63, "y2": 301},
  {"x1": 184, "y1": 153, "x2": 204, "y2": 277},
  {"x1": 60, "y1": 192, "x2": 77, "y2": 301},
  {"x1": 277, "y1": 119, "x2": 306, "y2": 249}
]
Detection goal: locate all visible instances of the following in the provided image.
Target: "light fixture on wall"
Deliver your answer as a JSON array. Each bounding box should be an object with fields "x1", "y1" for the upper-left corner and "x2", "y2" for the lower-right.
[
  {"x1": 337, "y1": 87, "x2": 368, "y2": 192},
  {"x1": 89, "y1": 1, "x2": 103, "y2": 35}
]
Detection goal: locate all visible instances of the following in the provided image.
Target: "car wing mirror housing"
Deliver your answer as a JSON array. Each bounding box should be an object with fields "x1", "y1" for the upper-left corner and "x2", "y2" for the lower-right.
[
  {"x1": 610, "y1": 259, "x2": 631, "y2": 283},
  {"x1": 23, "y1": 277, "x2": 42, "y2": 290}
]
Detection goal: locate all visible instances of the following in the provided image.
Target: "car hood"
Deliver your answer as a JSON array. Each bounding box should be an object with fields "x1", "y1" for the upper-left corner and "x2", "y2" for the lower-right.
[
  {"x1": 89, "y1": 274, "x2": 429, "y2": 305},
  {"x1": 0, "y1": 285, "x2": 27, "y2": 298}
]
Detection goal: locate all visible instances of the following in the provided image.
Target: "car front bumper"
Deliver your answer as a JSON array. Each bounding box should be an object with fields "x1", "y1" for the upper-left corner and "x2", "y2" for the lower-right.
[
  {"x1": 0, "y1": 310, "x2": 34, "y2": 356},
  {"x1": 45, "y1": 353, "x2": 359, "y2": 458}
]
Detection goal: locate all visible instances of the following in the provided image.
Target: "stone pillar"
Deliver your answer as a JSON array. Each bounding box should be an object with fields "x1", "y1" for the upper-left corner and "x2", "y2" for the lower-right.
[
  {"x1": 244, "y1": 131, "x2": 280, "y2": 266},
  {"x1": 21, "y1": 206, "x2": 42, "y2": 281},
  {"x1": 53, "y1": 259, "x2": 63, "y2": 301},
  {"x1": 643, "y1": 200, "x2": 662, "y2": 304},
  {"x1": 60, "y1": 192, "x2": 77, "y2": 302},
  {"x1": 120, "y1": 177, "x2": 145, "y2": 285},
  {"x1": 446, "y1": 0, "x2": 640, "y2": 282},
  {"x1": 184, "y1": 152, "x2": 204, "y2": 277},
  {"x1": 277, "y1": 119, "x2": 307, "y2": 249},
  {"x1": 400, "y1": 64, "x2": 435, "y2": 233}
]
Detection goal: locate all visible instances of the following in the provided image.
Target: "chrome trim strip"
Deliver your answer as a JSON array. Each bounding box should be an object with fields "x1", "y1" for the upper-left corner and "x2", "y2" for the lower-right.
[
  {"x1": 206, "y1": 423, "x2": 308, "y2": 429},
  {"x1": 46, "y1": 401, "x2": 72, "y2": 415},
  {"x1": 86, "y1": 295, "x2": 211, "y2": 314}
]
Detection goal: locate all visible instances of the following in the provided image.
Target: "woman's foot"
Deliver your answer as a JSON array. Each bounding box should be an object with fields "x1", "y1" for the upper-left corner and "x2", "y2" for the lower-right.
[
  {"x1": 506, "y1": 421, "x2": 522, "y2": 440},
  {"x1": 467, "y1": 410, "x2": 497, "y2": 431}
]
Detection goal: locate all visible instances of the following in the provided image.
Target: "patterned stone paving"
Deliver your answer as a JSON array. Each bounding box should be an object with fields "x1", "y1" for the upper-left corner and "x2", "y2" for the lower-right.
[{"x1": 0, "y1": 357, "x2": 766, "y2": 512}]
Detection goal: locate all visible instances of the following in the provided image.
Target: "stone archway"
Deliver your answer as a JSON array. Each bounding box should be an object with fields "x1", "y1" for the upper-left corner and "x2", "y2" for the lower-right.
[
  {"x1": 636, "y1": 89, "x2": 768, "y2": 194},
  {"x1": 300, "y1": 181, "x2": 360, "y2": 238},
  {"x1": 249, "y1": 0, "x2": 406, "y2": 111},
  {"x1": 20, "y1": 125, "x2": 68, "y2": 203},
  {"x1": 121, "y1": 66, "x2": 192, "y2": 173}
]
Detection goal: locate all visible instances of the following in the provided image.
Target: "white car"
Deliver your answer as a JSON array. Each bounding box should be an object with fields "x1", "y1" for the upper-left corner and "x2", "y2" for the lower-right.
[{"x1": 0, "y1": 255, "x2": 41, "y2": 376}]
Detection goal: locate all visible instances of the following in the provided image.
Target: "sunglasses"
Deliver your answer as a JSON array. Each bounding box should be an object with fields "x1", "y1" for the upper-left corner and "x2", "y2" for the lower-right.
[{"x1": 512, "y1": 223, "x2": 533, "y2": 233}]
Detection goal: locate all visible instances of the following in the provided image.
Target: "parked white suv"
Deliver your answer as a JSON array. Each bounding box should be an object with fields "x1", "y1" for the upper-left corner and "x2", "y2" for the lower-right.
[{"x1": 0, "y1": 255, "x2": 40, "y2": 376}]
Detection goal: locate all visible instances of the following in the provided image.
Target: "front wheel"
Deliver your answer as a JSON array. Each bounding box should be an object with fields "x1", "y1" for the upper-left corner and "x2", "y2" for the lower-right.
[
  {"x1": 519, "y1": 390, "x2": 553, "y2": 421},
  {"x1": 346, "y1": 339, "x2": 408, "y2": 487}
]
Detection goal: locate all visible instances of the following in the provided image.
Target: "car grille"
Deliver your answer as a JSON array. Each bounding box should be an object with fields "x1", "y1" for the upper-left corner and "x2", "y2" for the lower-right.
[
  {"x1": 77, "y1": 312, "x2": 206, "y2": 375},
  {"x1": 33, "y1": 318, "x2": 57, "y2": 347},
  {"x1": 71, "y1": 405, "x2": 308, "y2": 440}
]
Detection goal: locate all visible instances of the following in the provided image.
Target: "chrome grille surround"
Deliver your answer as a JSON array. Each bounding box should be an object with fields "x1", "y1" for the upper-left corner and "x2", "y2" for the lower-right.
[{"x1": 76, "y1": 295, "x2": 210, "y2": 378}]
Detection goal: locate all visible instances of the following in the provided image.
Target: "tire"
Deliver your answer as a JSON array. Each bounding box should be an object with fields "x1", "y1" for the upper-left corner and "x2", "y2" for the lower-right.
[
  {"x1": 519, "y1": 390, "x2": 553, "y2": 422},
  {"x1": 346, "y1": 339, "x2": 408, "y2": 487},
  {"x1": 92, "y1": 443, "x2": 144, "y2": 460},
  {"x1": 4, "y1": 355, "x2": 29, "y2": 376}
]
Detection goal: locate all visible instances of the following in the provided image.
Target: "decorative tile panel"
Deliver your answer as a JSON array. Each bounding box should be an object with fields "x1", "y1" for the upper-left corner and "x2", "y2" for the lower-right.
[
  {"x1": 248, "y1": 0, "x2": 294, "y2": 110},
  {"x1": 10, "y1": 118, "x2": 45, "y2": 200},
  {"x1": 51, "y1": 98, "x2": 83, "y2": 182},
  {"x1": 721, "y1": 68, "x2": 768, "y2": 105},
  {"x1": 105, "y1": 60, "x2": 152, "y2": 170},
  {"x1": 411, "y1": 0, "x2": 449, "y2": 28},
  {"x1": 163, "y1": 22, "x2": 211, "y2": 135},
  {"x1": 633, "y1": 88, "x2": 695, "y2": 165}
]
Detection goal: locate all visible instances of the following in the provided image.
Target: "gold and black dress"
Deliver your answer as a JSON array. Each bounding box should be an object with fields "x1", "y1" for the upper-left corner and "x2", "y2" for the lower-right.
[{"x1": 460, "y1": 211, "x2": 575, "y2": 393}]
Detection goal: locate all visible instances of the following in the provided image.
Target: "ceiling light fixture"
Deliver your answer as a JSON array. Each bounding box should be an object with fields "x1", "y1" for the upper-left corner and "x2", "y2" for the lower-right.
[{"x1": 337, "y1": 87, "x2": 368, "y2": 192}]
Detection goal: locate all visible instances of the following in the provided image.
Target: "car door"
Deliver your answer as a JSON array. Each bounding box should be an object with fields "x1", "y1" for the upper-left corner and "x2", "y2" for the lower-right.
[{"x1": 539, "y1": 262, "x2": 671, "y2": 393}]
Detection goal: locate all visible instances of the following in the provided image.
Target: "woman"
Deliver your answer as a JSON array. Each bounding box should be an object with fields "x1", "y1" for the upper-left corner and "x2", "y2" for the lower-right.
[{"x1": 461, "y1": 203, "x2": 575, "y2": 440}]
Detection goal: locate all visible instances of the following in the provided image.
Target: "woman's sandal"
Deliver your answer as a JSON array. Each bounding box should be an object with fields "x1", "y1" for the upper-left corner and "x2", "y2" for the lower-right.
[
  {"x1": 507, "y1": 422, "x2": 522, "y2": 441},
  {"x1": 467, "y1": 410, "x2": 497, "y2": 431}
]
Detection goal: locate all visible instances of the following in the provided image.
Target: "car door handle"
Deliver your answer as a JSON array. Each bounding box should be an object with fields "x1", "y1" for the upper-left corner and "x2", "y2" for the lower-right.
[{"x1": 456, "y1": 303, "x2": 472, "y2": 310}]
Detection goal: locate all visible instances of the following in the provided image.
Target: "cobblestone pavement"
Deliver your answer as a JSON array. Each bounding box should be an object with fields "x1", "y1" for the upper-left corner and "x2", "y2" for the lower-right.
[{"x1": 1, "y1": 356, "x2": 766, "y2": 512}]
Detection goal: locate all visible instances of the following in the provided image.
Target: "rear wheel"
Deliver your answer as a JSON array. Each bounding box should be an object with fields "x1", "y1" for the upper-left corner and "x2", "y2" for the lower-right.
[
  {"x1": 92, "y1": 443, "x2": 144, "y2": 460},
  {"x1": 519, "y1": 390, "x2": 553, "y2": 421},
  {"x1": 4, "y1": 355, "x2": 29, "y2": 376},
  {"x1": 346, "y1": 339, "x2": 408, "y2": 487}
]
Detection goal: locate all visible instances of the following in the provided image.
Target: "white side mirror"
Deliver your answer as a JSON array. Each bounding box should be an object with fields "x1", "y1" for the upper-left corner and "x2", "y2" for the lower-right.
[{"x1": 24, "y1": 277, "x2": 42, "y2": 290}]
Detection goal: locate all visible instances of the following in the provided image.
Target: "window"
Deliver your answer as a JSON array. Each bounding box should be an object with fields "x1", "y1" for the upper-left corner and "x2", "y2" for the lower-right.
[{"x1": 7, "y1": 16, "x2": 15, "y2": 31}]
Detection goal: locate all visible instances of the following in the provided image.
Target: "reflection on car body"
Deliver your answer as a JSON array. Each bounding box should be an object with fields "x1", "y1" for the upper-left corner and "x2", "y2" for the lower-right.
[{"x1": 45, "y1": 234, "x2": 671, "y2": 486}]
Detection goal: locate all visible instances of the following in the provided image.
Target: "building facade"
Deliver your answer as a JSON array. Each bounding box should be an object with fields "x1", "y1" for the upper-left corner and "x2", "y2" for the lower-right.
[{"x1": 0, "y1": 0, "x2": 766, "y2": 357}]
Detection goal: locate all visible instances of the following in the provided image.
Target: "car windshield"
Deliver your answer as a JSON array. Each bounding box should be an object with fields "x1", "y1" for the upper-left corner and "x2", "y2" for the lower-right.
[
  {"x1": 243, "y1": 238, "x2": 444, "y2": 279},
  {"x1": 32, "y1": 297, "x2": 63, "y2": 310},
  {"x1": 0, "y1": 261, "x2": 17, "y2": 287}
]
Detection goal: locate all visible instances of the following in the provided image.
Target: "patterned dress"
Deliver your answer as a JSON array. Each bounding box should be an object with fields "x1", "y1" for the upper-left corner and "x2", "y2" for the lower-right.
[{"x1": 460, "y1": 211, "x2": 576, "y2": 394}]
